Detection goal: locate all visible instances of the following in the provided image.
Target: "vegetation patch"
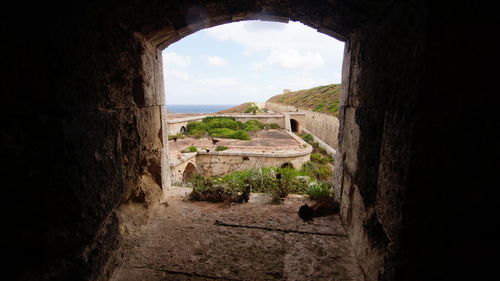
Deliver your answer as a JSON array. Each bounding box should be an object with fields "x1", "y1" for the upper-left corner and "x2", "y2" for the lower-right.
[
  {"x1": 181, "y1": 146, "x2": 197, "y2": 153},
  {"x1": 306, "y1": 181, "x2": 333, "y2": 200},
  {"x1": 215, "y1": 145, "x2": 228, "y2": 151},
  {"x1": 187, "y1": 164, "x2": 335, "y2": 204},
  {"x1": 188, "y1": 176, "x2": 250, "y2": 203},
  {"x1": 244, "y1": 103, "x2": 264, "y2": 114},
  {"x1": 267, "y1": 84, "x2": 341, "y2": 117},
  {"x1": 301, "y1": 133, "x2": 334, "y2": 164},
  {"x1": 168, "y1": 133, "x2": 185, "y2": 141},
  {"x1": 185, "y1": 117, "x2": 279, "y2": 140}
]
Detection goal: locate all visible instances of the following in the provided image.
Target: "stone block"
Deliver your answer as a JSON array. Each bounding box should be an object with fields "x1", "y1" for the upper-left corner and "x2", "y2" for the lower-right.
[{"x1": 137, "y1": 106, "x2": 163, "y2": 151}]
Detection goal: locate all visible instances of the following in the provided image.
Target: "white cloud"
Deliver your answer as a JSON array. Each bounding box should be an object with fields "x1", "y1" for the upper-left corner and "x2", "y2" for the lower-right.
[
  {"x1": 203, "y1": 55, "x2": 227, "y2": 66},
  {"x1": 206, "y1": 21, "x2": 344, "y2": 58},
  {"x1": 162, "y1": 20, "x2": 344, "y2": 104},
  {"x1": 167, "y1": 69, "x2": 190, "y2": 81},
  {"x1": 163, "y1": 52, "x2": 191, "y2": 68},
  {"x1": 252, "y1": 49, "x2": 324, "y2": 70},
  {"x1": 199, "y1": 77, "x2": 237, "y2": 86}
]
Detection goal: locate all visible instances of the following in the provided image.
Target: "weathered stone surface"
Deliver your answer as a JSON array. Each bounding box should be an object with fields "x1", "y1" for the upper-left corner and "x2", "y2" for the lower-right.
[{"x1": 266, "y1": 102, "x2": 340, "y2": 149}]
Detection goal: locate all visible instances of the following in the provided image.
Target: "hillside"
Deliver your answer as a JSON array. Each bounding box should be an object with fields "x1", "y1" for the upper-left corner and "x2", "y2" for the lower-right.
[
  {"x1": 216, "y1": 102, "x2": 253, "y2": 113},
  {"x1": 266, "y1": 84, "x2": 341, "y2": 117},
  {"x1": 217, "y1": 102, "x2": 264, "y2": 114}
]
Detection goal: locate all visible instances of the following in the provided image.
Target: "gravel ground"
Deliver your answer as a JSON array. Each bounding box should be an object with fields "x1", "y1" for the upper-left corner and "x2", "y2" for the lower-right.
[{"x1": 110, "y1": 187, "x2": 364, "y2": 281}]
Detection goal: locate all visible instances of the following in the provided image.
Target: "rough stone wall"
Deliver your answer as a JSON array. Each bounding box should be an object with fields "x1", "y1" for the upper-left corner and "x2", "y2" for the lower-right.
[
  {"x1": 196, "y1": 153, "x2": 310, "y2": 177},
  {"x1": 266, "y1": 102, "x2": 340, "y2": 148},
  {"x1": 4, "y1": 2, "x2": 166, "y2": 280},
  {"x1": 334, "y1": 2, "x2": 497, "y2": 281}
]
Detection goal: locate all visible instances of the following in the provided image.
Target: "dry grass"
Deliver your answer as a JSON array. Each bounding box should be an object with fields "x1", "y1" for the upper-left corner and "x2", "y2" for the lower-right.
[{"x1": 267, "y1": 84, "x2": 341, "y2": 117}]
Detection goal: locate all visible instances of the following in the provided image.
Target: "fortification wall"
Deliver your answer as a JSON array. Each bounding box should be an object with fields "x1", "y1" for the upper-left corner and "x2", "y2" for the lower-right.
[
  {"x1": 195, "y1": 152, "x2": 310, "y2": 177},
  {"x1": 265, "y1": 102, "x2": 339, "y2": 149},
  {"x1": 166, "y1": 114, "x2": 289, "y2": 136},
  {"x1": 231, "y1": 115, "x2": 286, "y2": 127}
]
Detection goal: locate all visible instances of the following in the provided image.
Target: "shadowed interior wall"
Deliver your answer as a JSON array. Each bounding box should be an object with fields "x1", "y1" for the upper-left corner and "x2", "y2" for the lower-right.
[{"x1": 2, "y1": 1, "x2": 497, "y2": 281}]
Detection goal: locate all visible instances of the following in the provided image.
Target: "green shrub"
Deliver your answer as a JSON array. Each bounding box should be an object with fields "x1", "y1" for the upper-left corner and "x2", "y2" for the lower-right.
[
  {"x1": 186, "y1": 120, "x2": 209, "y2": 132},
  {"x1": 310, "y1": 153, "x2": 326, "y2": 164},
  {"x1": 185, "y1": 117, "x2": 280, "y2": 140},
  {"x1": 317, "y1": 146, "x2": 327, "y2": 155},
  {"x1": 215, "y1": 145, "x2": 228, "y2": 151},
  {"x1": 302, "y1": 133, "x2": 314, "y2": 144},
  {"x1": 300, "y1": 161, "x2": 332, "y2": 181},
  {"x1": 203, "y1": 116, "x2": 237, "y2": 122},
  {"x1": 209, "y1": 128, "x2": 236, "y2": 138},
  {"x1": 243, "y1": 120, "x2": 265, "y2": 132},
  {"x1": 315, "y1": 165, "x2": 332, "y2": 181},
  {"x1": 306, "y1": 182, "x2": 333, "y2": 200},
  {"x1": 188, "y1": 165, "x2": 322, "y2": 203},
  {"x1": 244, "y1": 105, "x2": 262, "y2": 114},
  {"x1": 182, "y1": 145, "x2": 197, "y2": 153},
  {"x1": 230, "y1": 130, "x2": 250, "y2": 140},
  {"x1": 205, "y1": 117, "x2": 242, "y2": 131},
  {"x1": 310, "y1": 152, "x2": 334, "y2": 164},
  {"x1": 189, "y1": 129, "x2": 207, "y2": 139},
  {"x1": 324, "y1": 154, "x2": 334, "y2": 163},
  {"x1": 269, "y1": 181, "x2": 290, "y2": 202},
  {"x1": 168, "y1": 133, "x2": 184, "y2": 141},
  {"x1": 185, "y1": 117, "x2": 256, "y2": 140},
  {"x1": 188, "y1": 175, "x2": 250, "y2": 203}
]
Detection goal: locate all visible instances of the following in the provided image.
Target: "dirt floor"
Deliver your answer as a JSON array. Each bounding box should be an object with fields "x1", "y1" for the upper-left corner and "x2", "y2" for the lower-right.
[{"x1": 110, "y1": 187, "x2": 364, "y2": 281}]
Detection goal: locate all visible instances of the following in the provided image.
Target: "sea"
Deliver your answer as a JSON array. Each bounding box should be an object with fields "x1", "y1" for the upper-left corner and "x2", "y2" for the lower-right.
[{"x1": 166, "y1": 104, "x2": 237, "y2": 114}]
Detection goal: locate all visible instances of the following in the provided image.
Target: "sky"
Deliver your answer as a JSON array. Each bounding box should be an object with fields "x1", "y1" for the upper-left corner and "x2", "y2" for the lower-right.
[{"x1": 162, "y1": 20, "x2": 345, "y2": 105}]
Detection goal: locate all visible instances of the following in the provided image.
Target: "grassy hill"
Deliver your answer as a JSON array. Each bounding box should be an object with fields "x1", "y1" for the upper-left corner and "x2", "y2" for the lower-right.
[
  {"x1": 216, "y1": 102, "x2": 253, "y2": 113},
  {"x1": 217, "y1": 102, "x2": 264, "y2": 114},
  {"x1": 266, "y1": 84, "x2": 341, "y2": 117}
]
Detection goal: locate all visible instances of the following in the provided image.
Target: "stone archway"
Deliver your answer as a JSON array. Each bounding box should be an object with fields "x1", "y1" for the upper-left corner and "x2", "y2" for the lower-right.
[
  {"x1": 182, "y1": 162, "x2": 197, "y2": 182},
  {"x1": 290, "y1": 119, "x2": 299, "y2": 133},
  {"x1": 83, "y1": 3, "x2": 410, "y2": 280},
  {"x1": 12, "y1": 1, "x2": 489, "y2": 281}
]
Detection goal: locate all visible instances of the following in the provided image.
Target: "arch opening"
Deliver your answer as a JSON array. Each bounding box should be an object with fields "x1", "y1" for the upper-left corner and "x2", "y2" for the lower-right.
[
  {"x1": 182, "y1": 162, "x2": 197, "y2": 182},
  {"x1": 10, "y1": 1, "x2": 484, "y2": 281},
  {"x1": 290, "y1": 119, "x2": 299, "y2": 133}
]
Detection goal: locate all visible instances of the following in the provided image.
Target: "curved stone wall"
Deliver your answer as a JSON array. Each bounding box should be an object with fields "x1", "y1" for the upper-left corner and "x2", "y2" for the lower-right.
[
  {"x1": 196, "y1": 152, "x2": 310, "y2": 177},
  {"x1": 266, "y1": 102, "x2": 340, "y2": 149}
]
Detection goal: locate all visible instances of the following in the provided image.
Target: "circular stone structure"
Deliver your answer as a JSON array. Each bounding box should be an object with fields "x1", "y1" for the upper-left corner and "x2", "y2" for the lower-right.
[{"x1": 168, "y1": 129, "x2": 312, "y2": 184}]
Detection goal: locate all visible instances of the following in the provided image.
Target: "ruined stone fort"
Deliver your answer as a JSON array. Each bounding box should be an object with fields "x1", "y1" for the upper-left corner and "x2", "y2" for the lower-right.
[{"x1": 166, "y1": 103, "x2": 338, "y2": 185}]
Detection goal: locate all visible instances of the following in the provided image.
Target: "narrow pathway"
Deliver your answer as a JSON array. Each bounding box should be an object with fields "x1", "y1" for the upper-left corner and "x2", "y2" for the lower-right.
[{"x1": 110, "y1": 187, "x2": 364, "y2": 281}]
